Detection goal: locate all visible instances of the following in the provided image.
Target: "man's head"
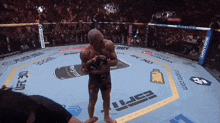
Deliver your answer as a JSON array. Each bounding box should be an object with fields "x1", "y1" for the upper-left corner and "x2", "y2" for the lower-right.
[
  {"x1": 88, "y1": 29, "x2": 105, "y2": 50},
  {"x1": 0, "y1": 85, "x2": 38, "y2": 123}
]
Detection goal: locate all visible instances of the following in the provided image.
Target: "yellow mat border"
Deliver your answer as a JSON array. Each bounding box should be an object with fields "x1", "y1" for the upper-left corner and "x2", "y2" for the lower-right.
[{"x1": 115, "y1": 51, "x2": 180, "y2": 123}]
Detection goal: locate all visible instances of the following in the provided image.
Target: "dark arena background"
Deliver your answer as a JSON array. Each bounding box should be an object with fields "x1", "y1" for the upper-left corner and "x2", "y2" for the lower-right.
[{"x1": 0, "y1": 0, "x2": 220, "y2": 123}]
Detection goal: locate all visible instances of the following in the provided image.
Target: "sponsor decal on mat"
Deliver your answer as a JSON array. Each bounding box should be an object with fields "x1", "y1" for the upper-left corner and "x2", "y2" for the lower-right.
[
  {"x1": 130, "y1": 55, "x2": 153, "y2": 64},
  {"x1": 151, "y1": 53, "x2": 173, "y2": 63},
  {"x1": 67, "y1": 105, "x2": 82, "y2": 117},
  {"x1": 34, "y1": 57, "x2": 56, "y2": 65},
  {"x1": 174, "y1": 70, "x2": 188, "y2": 90},
  {"x1": 54, "y1": 60, "x2": 130, "y2": 79},
  {"x1": 143, "y1": 51, "x2": 153, "y2": 55},
  {"x1": 14, "y1": 71, "x2": 30, "y2": 90},
  {"x1": 190, "y1": 77, "x2": 211, "y2": 86},
  {"x1": 150, "y1": 69, "x2": 165, "y2": 84},
  {"x1": 2, "y1": 52, "x2": 44, "y2": 66},
  {"x1": 59, "y1": 47, "x2": 87, "y2": 52},
  {"x1": 116, "y1": 46, "x2": 129, "y2": 50},
  {"x1": 161, "y1": 114, "x2": 194, "y2": 123},
  {"x1": 101, "y1": 90, "x2": 157, "y2": 112}
]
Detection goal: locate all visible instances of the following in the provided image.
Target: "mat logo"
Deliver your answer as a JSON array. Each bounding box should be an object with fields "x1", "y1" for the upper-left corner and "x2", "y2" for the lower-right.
[
  {"x1": 190, "y1": 77, "x2": 211, "y2": 86},
  {"x1": 35, "y1": 57, "x2": 56, "y2": 65},
  {"x1": 64, "y1": 52, "x2": 80, "y2": 55},
  {"x1": 161, "y1": 114, "x2": 194, "y2": 123},
  {"x1": 67, "y1": 105, "x2": 82, "y2": 117},
  {"x1": 116, "y1": 52, "x2": 124, "y2": 54},
  {"x1": 59, "y1": 47, "x2": 86, "y2": 52},
  {"x1": 112, "y1": 90, "x2": 157, "y2": 111},
  {"x1": 150, "y1": 69, "x2": 165, "y2": 84},
  {"x1": 14, "y1": 71, "x2": 29, "y2": 90},
  {"x1": 116, "y1": 46, "x2": 129, "y2": 50},
  {"x1": 69, "y1": 66, "x2": 81, "y2": 77},
  {"x1": 54, "y1": 60, "x2": 130, "y2": 79},
  {"x1": 54, "y1": 66, "x2": 81, "y2": 79},
  {"x1": 151, "y1": 53, "x2": 173, "y2": 63},
  {"x1": 2, "y1": 52, "x2": 44, "y2": 66},
  {"x1": 174, "y1": 70, "x2": 188, "y2": 90},
  {"x1": 130, "y1": 55, "x2": 153, "y2": 64},
  {"x1": 182, "y1": 62, "x2": 196, "y2": 68},
  {"x1": 143, "y1": 51, "x2": 153, "y2": 55}
]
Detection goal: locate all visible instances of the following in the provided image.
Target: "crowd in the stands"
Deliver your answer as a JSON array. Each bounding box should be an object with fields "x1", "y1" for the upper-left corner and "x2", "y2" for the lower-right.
[{"x1": 0, "y1": 0, "x2": 220, "y2": 73}]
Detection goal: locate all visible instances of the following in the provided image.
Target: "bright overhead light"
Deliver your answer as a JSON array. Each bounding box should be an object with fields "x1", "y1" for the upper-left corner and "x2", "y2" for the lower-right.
[{"x1": 37, "y1": 6, "x2": 44, "y2": 13}]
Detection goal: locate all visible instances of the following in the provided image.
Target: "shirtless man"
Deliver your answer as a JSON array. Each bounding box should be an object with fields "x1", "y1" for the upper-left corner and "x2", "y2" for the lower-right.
[{"x1": 80, "y1": 29, "x2": 118, "y2": 123}]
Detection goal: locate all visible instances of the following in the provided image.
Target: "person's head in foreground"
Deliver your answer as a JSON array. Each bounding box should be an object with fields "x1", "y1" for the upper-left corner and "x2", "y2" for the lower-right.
[
  {"x1": 0, "y1": 85, "x2": 98, "y2": 123},
  {"x1": 0, "y1": 85, "x2": 38, "y2": 123}
]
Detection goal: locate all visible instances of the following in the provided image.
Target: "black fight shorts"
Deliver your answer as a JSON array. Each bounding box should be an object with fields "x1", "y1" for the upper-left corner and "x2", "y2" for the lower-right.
[{"x1": 88, "y1": 74, "x2": 112, "y2": 93}]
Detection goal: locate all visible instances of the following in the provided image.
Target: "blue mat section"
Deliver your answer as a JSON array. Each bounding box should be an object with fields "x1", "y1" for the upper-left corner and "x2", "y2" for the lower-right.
[{"x1": 0, "y1": 44, "x2": 220, "y2": 123}]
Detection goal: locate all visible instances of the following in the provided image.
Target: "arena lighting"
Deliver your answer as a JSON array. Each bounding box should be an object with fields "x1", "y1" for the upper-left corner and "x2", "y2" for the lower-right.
[
  {"x1": 104, "y1": 3, "x2": 119, "y2": 13},
  {"x1": 37, "y1": 6, "x2": 45, "y2": 13}
]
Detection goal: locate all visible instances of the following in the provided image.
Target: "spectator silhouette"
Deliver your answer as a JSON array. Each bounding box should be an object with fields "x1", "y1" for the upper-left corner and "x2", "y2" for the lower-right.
[{"x1": 20, "y1": 41, "x2": 30, "y2": 52}]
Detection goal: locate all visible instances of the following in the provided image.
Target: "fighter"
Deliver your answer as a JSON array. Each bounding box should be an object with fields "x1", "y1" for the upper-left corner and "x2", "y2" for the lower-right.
[{"x1": 80, "y1": 29, "x2": 118, "y2": 123}]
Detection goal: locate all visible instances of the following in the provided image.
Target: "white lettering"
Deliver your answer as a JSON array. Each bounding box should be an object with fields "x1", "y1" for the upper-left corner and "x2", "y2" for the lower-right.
[{"x1": 70, "y1": 66, "x2": 80, "y2": 77}]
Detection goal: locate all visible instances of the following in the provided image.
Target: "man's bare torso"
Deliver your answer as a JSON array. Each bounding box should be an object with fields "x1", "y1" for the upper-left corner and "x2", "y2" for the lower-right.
[
  {"x1": 80, "y1": 38, "x2": 118, "y2": 76},
  {"x1": 84, "y1": 39, "x2": 112, "y2": 60}
]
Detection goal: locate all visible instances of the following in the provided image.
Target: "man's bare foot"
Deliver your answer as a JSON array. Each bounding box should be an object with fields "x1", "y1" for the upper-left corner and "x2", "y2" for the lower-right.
[
  {"x1": 85, "y1": 117, "x2": 99, "y2": 123},
  {"x1": 105, "y1": 116, "x2": 117, "y2": 123}
]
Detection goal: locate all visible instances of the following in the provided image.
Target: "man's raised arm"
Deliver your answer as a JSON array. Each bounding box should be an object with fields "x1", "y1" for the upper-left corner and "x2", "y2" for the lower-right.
[{"x1": 80, "y1": 50, "x2": 90, "y2": 74}]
